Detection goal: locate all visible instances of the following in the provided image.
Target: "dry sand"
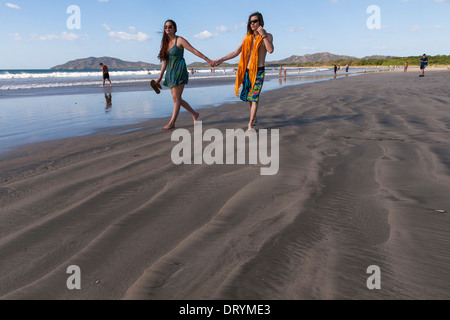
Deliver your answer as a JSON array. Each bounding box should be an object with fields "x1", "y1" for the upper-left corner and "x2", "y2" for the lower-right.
[{"x1": 1, "y1": 70, "x2": 449, "y2": 300}]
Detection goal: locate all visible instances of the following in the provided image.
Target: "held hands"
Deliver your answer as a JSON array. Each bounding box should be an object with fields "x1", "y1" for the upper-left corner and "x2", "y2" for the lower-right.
[
  {"x1": 203, "y1": 58, "x2": 225, "y2": 68},
  {"x1": 206, "y1": 58, "x2": 215, "y2": 68},
  {"x1": 213, "y1": 58, "x2": 224, "y2": 67},
  {"x1": 207, "y1": 58, "x2": 226, "y2": 68}
]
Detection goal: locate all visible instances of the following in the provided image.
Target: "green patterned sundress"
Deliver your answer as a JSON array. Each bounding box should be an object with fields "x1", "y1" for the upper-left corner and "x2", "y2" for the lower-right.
[{"x1": 163, "y1": 36, "x2": 189, "y2": 88}]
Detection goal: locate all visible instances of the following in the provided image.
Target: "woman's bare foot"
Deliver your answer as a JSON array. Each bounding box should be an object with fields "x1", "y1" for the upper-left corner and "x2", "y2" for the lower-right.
[
  {"x1": 247, "y1": 121, "x2": 256, "y2": 132},
  {"x1": 162, "y1": 123, "x2": 175, "y2": 130},
  {"x1": 193, "y1": 112, "x2": 200, "y2": 124}
]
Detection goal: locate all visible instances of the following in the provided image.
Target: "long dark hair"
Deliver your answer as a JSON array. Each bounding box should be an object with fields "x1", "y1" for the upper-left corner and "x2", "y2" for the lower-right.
[
  {"x1": 158, "y1": 19, "x2": 177, "y2": 62},
  {"x1": 247, "y1": 12, "x2": 264, "y2": 34}
]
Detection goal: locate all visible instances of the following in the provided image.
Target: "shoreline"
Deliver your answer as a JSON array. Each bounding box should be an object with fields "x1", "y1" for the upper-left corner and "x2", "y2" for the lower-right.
[
  {"x1": 0, "y1": 66, "x2": 381, "y2": 100},
  {"x1": 0, "y1": 67, "x2": 446, "y2": 160},
  {"x1": 0, "y1": 71, "x2": 361, "y2": 155},
  {"x1": 1, "y1": 71, "x2": 450, "y2": 300},
  {"x1": 2, "y1": 65, "x2": 447, "y2": 156}
]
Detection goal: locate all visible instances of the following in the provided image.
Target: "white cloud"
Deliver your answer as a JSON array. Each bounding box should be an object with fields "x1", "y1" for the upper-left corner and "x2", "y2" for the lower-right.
[
  {"x1": 301, "y1": 46, "x2": 317, "y2": 50},
  {"x1": 6, "y1": 3, "x2": 20, "y2": 9},
  {"x1": 9, "y1": 33, "x2": 22, "y2": 41},
  {"x1": 287, "y1": 26, "x2": 305, "y2": 32},
  {"x1": 30, "y1": 32, "x2": 87, "y2": 41},
  {"x1": 60, "y1": 32, "x2": 80, "y2": 41},
  {"x1": 38, "y1": 34, "x2": 59, "y2": 41},
  {"x1": 216, "y1": 25, "x2": 229, "y2": 33},
  {"x1": 108, "y1": 31, "x2": 149, "y2": 43},
  {"x1": 104, "y1": 25, "x2": 150, "y2": 42},
  {"x1": 234, "y1": 23, "x2": 246, "y2": 30},
  {"x1": 410, "y1": 25, "x2": 421, "y2": 32},
  {"x1": 194, "y1": 30, "x2": 216, "y2": 40}
]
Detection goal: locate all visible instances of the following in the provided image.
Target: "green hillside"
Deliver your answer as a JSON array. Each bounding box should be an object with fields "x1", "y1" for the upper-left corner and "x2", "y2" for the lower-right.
[{"x1": 296, "y1": 55, "x2": 450, "y2": 67}]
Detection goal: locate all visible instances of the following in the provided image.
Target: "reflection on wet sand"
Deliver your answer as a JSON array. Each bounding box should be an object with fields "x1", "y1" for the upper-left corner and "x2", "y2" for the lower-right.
[{"x1": 105, "y1": 93, "x2": 112, "y2": 113}]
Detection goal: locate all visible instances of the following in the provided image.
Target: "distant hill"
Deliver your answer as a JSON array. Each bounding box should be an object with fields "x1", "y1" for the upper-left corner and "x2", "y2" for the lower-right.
[
  {"x1": 362, "y1": 55, "x2": 396, "y2": 60},
  {"x1": 52, "y1": 54, "x2": 450, "y2": 70},
  {"x1": 51, "y1": 57, "x2": 161, "y2": 70},
  {"x1": 52, "y1": 53, "x2": 361, "y2": 70},
  {"x1": 266, "y1": 52, "x2": 358, "y2": 66},
  {"x1": 188, "y1": 53, "x2": 359, "y2": 68}
]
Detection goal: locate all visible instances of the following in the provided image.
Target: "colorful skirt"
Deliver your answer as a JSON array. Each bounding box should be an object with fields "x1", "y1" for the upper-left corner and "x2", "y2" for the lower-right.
[{"x1": 240, "y1": 67, "x2": 265, "y2": 102}]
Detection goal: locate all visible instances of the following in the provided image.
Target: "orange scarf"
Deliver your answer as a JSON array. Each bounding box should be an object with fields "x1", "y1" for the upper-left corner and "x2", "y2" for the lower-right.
[{"x1": 235, "y1": 30, "x2": 266, "y2": 96}]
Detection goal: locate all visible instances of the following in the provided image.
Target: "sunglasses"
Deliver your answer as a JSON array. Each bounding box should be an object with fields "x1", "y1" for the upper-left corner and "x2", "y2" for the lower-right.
[
  {"x1": 250, "y1": 19, "x2": 260, "y2": 24},
  {"x1": 165, "y1": 25, "x2": 174, "y2": 29}
]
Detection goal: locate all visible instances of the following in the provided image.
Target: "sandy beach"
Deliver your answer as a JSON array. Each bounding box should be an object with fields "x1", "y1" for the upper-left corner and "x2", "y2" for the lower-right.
[{"x1": 1, "y1": 70, "x2": 449, "y2": 300}]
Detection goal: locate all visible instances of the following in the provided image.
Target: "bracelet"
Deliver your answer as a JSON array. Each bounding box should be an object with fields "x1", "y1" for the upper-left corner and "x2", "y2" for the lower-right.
[{"x1": 262, "y1": 34, "x2": 267, "y2": 39}]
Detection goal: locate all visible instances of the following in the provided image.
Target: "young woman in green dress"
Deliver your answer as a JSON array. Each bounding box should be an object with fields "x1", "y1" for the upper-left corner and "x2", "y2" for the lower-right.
[{"x1": 155, "y1": 20, "x2": 214, "y2": 130}]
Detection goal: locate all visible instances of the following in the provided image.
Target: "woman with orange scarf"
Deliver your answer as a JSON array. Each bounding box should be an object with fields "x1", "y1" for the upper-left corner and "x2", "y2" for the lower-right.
[{"x1": 215, "y1": 12, "x2": 274, "y2": 131}]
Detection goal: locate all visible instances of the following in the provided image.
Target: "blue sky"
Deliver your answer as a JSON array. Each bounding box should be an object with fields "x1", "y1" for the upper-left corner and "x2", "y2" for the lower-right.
[{"x1": 0, "y1": 0, "x2": 449, "y2": 69}]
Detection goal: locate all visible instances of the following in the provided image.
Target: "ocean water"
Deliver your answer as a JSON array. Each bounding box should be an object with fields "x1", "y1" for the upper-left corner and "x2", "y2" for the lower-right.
[
  {"x1": 0, "y1": 66, "x2": 374, "y2": 154},
  {"x1": 0, "y1": 66, "x2": 370, "y2": 95}
]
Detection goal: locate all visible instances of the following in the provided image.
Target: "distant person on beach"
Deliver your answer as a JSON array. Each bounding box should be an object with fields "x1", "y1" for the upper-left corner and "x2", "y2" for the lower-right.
[
  {"x1": 279, "y1": 65, "x2": 283, "y2": 77},
  {"x1": 419, "y1": 54, "x2": 428, "y2": 77},
  {"x1": 214, "y1": 12, "x2": 274, "y2": 131},
  {"x1": 100, "y1": 63, "x2": 112, "y2": 87},
  {"x1": 334, "y1": 65, "x2": 338, "y2": 78},
  {"x1": 404, "y1": 61, "x2": 408, "y2": 72},
  {"x1": 155, "y1": 19, "x2": 214, "y2": 130},
  {"x1": 345, "y1": 64, "x2": 349, "y2": 76}
]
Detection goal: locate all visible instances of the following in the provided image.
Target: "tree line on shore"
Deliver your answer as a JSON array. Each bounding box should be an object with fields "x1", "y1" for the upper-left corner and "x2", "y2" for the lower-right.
[{"x1": 280, "y1": 55, "x2": 450, "y2": 68}]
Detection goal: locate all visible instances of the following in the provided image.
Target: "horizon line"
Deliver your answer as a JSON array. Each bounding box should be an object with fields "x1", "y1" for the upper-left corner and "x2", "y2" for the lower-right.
[{"x1": 2, "y1": 52, "x2": 448, "y2": 70}]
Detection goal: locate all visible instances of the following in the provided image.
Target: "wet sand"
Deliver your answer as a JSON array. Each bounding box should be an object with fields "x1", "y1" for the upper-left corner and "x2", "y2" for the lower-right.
[{"x1": 1, "y1": 70, "x2": 449, "y2": 300}]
